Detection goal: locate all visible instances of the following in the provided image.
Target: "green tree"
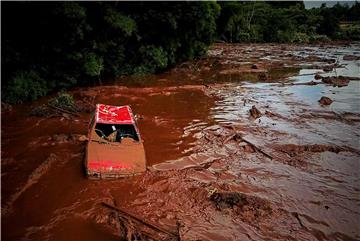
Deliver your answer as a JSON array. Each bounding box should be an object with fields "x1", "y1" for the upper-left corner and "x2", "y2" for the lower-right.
[{"x1": 84, "y1": 53, "x2": 104, "y2": 85}]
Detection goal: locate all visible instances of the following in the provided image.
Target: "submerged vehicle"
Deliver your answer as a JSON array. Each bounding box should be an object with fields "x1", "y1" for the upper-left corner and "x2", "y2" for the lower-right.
[{"x1": 85, "y1": 104, "x2": 147, "y2": 178}]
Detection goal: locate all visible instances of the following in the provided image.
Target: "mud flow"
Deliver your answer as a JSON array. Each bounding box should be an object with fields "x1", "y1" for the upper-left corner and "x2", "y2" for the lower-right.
[{"x1": 2, "y1": 43, "x2": 360, "y2": 241}]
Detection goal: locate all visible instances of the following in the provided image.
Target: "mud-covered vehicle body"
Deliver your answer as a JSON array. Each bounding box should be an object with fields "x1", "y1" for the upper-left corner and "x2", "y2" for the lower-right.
[{"x1": 85, "y1": 104, "x2": 146, "y2": 178}]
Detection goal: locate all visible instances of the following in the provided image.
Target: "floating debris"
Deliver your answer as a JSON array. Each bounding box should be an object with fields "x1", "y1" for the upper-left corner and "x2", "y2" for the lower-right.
[
  {"x1": 321, "y1": 76, "x2": 350, "y2": 87},
  {"x1": 319, "y1": 96, "x2": 333, "y2": 105},
  {"x1": 249, "y1": 105, "x2": 262, "y2": 119}
]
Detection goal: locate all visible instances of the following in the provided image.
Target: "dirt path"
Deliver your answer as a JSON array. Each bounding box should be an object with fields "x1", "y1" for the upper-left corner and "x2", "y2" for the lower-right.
[{"x1": 2, "y1": 43, "x2": 360, "y2": 241}]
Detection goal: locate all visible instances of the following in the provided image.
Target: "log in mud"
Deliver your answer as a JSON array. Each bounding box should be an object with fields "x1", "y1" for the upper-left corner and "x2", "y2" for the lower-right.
[{"x1": 2, "y1": 43, "x2": 360, "y2": 241}]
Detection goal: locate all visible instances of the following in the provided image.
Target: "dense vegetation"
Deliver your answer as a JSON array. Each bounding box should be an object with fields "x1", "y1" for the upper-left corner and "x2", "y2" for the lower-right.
[
  {"x1": 217, "y1": 1, "x2": 360, "y2": 43},
  {"x1": 2, "y1": 2, "x2": 220, "y2": 103},
  {"x1": 2, "y1": 1, "x2": 360, "y2": 104}
]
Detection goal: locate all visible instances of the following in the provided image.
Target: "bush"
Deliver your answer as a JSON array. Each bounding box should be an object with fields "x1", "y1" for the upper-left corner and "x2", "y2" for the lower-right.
[
  {"x1": 3, "y1": 71, "x2": 48, "y2": 104},
  {"x1": 338, "y1": 23, "x2": 360, "y2": 40},
  {"x1": 49, "y1": 91, "x2": 76, "y2": 111},
  {"x1": 309, "y1": 34, "x2": 330, "y2": 42},
  {"x1": 276, "y1": 30, "x2": 296, "y2": 43},
  {"x1": 83, "y1": 52, "x2": 104, "y2": 81},
  {"x1": 293, "y1": 32, "x2": 310, "y2": 43},
  {"x1": 3, "y1": 2, "x2": 220, "y2": 96},
  {"x1": 136, "y1": 45, "x2": 168, "y2": 74}
]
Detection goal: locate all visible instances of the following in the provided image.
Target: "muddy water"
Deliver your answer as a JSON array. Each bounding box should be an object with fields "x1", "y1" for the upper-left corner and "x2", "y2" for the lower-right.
[{"x1": 2, "y1": 43, "x2": 360, "y2": 241}]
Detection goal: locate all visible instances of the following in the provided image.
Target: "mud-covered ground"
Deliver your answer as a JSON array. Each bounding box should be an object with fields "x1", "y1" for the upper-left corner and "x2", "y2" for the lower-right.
[{"x1": 2, "y1": 43, "x2": 360, "y2": 241}]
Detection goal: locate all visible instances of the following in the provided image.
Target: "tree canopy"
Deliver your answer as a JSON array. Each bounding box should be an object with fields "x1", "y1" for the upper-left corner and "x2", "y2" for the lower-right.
[{"x1": 2, "y1": 1, "x2": 359, "y2": 104}]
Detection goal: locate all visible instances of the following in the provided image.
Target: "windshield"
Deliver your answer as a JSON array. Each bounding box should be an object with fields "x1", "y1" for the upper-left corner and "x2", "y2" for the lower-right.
[{"x1": 93, "y1": 123, "x2": 140, "y2": 142}]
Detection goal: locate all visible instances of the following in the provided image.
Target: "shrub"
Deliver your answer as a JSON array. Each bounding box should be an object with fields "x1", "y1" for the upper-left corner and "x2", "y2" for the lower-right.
[
  {"x1": 137, "y1": 45, "x2": 168, "y2": 74},
  {"x1": 293, "y1": 32, "x2": 310, "y2": 43},
  {"x1": 276, "y1": 30, "x2": 296, "y2": 43},
  {"x1": 309, "y1": 34, "x2": 330, "y2": 42},
  {"x1": 339, "y1": 23, "x2": 360, "y2": 40},
  {"x1": 83, "y1": 52, "x2": 104, "y2": 81},
  {"x1": 49, "y1": 91, "x2": 76, "y2": 111},
  {"x1": 3, "y1": 71, "x2": 48, "y2": 104}
]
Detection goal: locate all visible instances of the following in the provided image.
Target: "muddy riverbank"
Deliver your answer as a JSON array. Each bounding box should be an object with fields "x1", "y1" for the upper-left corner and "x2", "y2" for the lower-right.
[{"x1": 2, "y1": 43, "x2": 360, "y2": 241}]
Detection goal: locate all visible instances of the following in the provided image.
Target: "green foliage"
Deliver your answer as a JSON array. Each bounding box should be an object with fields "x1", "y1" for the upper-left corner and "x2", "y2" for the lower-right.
[
  {"x1": 104, "y1": 8, "x2": 137, "y2": 36},
  {"x1": 83, "y1": 52, "x2": 104, "y2": 79},
  {"x1": 317, "y1": 8, "x2": 340, "y2": 38},
  {"x1": 49, "y1": 91, "x2": 75, "y2": 110},
  {"x1": 135, "y1": 45, "x2": 168, "y2": 74},
  {"x1": 3, "y1": 2, "x2": 220, "y2": 104},
  {"x1": 2, "y1": 1, "x2": 360, "y2": 104},
  {"x1": 217, "y1": 1, "x2": 357, "y2": 43},
  {"x1": 309, "y1": 34, "x2": 330, "y2": 42},
  {"x1": 338, "y1": 23, "x2": 360, "y2": 40},
  {"x1": 4, "y1": 71, "x2": 48, "y2": 104},
  {"x1": 293, "y1": 32, "x2": 310, "y2": 43}
]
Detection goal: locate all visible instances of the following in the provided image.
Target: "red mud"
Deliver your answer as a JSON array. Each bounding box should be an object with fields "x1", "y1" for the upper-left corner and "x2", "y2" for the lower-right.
[{"x1": 2, "y1": 43, "x2": 360, "y2": 241}]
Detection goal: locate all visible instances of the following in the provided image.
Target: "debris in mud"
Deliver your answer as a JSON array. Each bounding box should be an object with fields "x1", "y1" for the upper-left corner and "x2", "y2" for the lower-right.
[
  {"x1": 323, "y1": 66, "x2": 333, "y2": 72},
  {"x1": 275, "y1": 144, "x2": 346, "y2": 157},
  {"x1": 102, "y1": 202, "x2": 179, "y2": 241},
  {"x1": 157, "y1": 78, "x2": 169, "y2": 82},
  {"x1": 314, "y1": 73, "x2": 322, "y2": 80},
  {"x1": 265, "y1": 110, "x2": 285, "y2": 119},
  {"x1": 304, "y1": 81, "x2": 319, "y2": 85},
  {"x1": 243, "y1": 144, "x2": 255, "y2": 153},
  {"x1": 219, "y1": 66, "x2": 267, "y2": 75},
  {"x1": 271, "y1": 143, "x2": 354, "y2": 168},
  {"x1": 78, "y1": 135, "x2": 88, "y2": 142},
  {"x1": 30, "y1": 105, "x2": 54, "y2": 117},
  {"x1": 49, "y1": 91, "x2": 78, "y2": 112},
  {"x1": 292, "y1": 80, "x2": 320, "y2": 86},
  {"x1": 209, "y1": 191, "x2": 272, "y2": 222},
  {"x1": 319, "y1": 96, "x2": 333, "y2": 105},
  {"x1": 75, "y1": 99, "x2": 94, "y2": 113},
  {"x1": 30, "y1": 92, "x2": 94, "y2": 118},
  {"x1": 47, "y1": 134, "x2": 87, "y2": 144},
  {"x1": 321, "y1": 76, "x2": 350, "y2": 87},
  {"x1": 224, "y1": 132, "x2": 273, "y2": 159},
  {"x1": 1, "y1": 102, "x2": 13, "y2": 112},
  {"x1": 30, "y1": 104, "x2": 80, "y2": 118},
  {"x1": 51, "y1": 134, "x2": 71, "y2": 143},
  {"x1": 249, "y1": 105, "x2": 262, "y2": 119},
  {"x1": 343, "y1": 55, "x2": 360, "y2": 61},
  {"x1": 230, "y1": 133, "x2": 243, "y2": 142},
  {"x1": 303, "y1": 55, "x2": 331, "y2": 62},
  {"x1": 202, "y1": 66, "x2": 211, "y2": 71},
  {"x1": 258, "y1": 72, "x2": 270, "y2": 81},
  {"x1": 210, "y1": 191, "x2": 246, "y2": 209}
]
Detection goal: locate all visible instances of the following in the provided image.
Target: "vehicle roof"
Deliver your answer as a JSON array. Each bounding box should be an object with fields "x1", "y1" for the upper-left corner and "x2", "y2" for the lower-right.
[{"x1": 95, "y1": 104, "x2": 135, "y2": 125}]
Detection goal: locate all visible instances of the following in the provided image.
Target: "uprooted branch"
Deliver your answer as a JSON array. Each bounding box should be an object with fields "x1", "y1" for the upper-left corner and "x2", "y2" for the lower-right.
[
  {"x1": 102, "y1": 202, "x2": 180, "y2": 241},
  {"x1": 47, "y1": 103, "x2": 81, "y2": 117},
  {"x1": 225, "y1": 133, "x2": 273, "y2": 159}
]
